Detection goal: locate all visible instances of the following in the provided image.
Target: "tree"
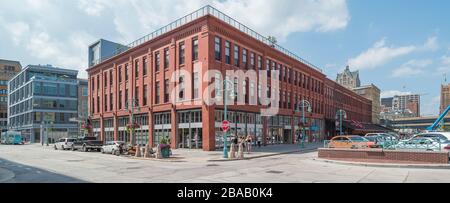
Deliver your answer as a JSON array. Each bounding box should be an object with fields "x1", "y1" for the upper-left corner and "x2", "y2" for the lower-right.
[{"x1": 267, "y1": 36, "x2": 277, "y2": 47}]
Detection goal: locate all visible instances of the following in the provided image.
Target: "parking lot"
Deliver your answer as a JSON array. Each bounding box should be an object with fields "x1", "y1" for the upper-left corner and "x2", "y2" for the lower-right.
[{"x1": 2, "y1": 144, "x2": 450, "y2": 183}]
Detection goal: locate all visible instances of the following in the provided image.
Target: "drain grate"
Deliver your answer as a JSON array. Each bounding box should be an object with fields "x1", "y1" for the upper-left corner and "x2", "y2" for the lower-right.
[
  {"x1": 266, "y1": 170, "x2": 284, "y2": 174},
  {"x1": 206, "y1": 164, "x2": 220, "y2": 167},
  {"x1": 67, "y1": 160, "x2": 84, "y2": 162},
  {"x1": 126, "y1": 167, "x2": 142, "y2": 170}
]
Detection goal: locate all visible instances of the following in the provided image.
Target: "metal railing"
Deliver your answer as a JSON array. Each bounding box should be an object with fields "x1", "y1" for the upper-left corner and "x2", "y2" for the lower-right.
[
  {"x1": 323, "y1": 140, "x2": 443, "y2": 152},
  {"x1": 91, "y1": 5, "x2": 323, "y2": 73}
]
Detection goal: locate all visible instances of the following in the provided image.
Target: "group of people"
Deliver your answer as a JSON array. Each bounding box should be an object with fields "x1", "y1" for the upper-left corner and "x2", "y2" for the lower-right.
[{"x1": 232, "y1": 134, "x2": 257, "y2": 153}]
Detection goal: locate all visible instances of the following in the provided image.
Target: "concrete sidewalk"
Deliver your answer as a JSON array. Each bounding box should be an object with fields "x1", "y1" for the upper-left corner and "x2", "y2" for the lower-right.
[{"x1": 208, "y1": 143, "x2": 322, "y2": 162}]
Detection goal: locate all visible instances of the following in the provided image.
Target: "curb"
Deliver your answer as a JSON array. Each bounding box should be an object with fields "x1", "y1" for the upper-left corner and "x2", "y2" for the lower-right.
[
  {"x1": 208, "y1": 148, "x2": 318, "y2": 162},
  {"x1": 0, "y1": 168, "x2": 15, "y2": 183},
  {"x1": 313, "y1": 158, "x2": 450, "y2": 170}
]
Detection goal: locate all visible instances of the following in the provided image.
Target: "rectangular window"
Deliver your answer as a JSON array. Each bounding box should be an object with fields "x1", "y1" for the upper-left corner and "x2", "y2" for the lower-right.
[
  {"x1": 164, "y1": 79, "x2": 169, "y2": 103},
  {"x1": 104, "y1": 94, "x2": 108, "y2": 112},
  {"x1": 258, "y1": 55, "x2": 262, "y2": 70},
  {"x1": 250, "y1": 52, "x2": 255, "y2": 69},
  {"x1": 125, "y1": 88, "x2": 128, "y2": 108},
  {"x1": 135, "y1": 60, "x2": 139, "y2": 77},
  {"x1": 225, "y1": 41, "x2": 231, "y2": 64},
  {"x1": 135, "y1": 86, "x2": 139, "y2": 105},
  {"x1": 143, "y1": 57, "x2": 148, "y2": 76},
  {"x1": 179, "y1": 42, "x2": 185, "y2": 65},
  {"x1": 110, "y1": 93, "x2": 113, "y2": 111},
  {"x1": 164, "y1": 48, "x2": 169, "y2": 69},
  {"x1": 192, "y1": 37, "x2": 199, "y2": 61},
  {"x1": 109, "y1": 70, "x2": 113, "y2": 86},
  {"x1": 104, "y1": 73, "x2": 107, "y2": 87},
  {"x1": 118, "y1": 90, "x2": 122, "y2": 110},
  {"x1": 242, "y1": 49, "x2": 247, "y2": 68},
  {"x1": 266, "y1": 59, "x2": 271, "y2": 77},
  {"x1": 234, "y1": 45, "x2": 239, "y2": 67},
  {"x1": 143, "y1": 85, "x2": 148, "y2": 106},
  {"x1": 118, "y1": 66, "x2": 122, "y2": 83},
  {"x1": 125, "y1": 64, "x2": 129, "y2": 81},
  {"x1": 97, "y1": 96, "x2": 100, "y2": 113},
  {"x1": 155, "y1": 52, "x2": 160, "y2": 72},
  {"x1": 91, "y1": 78, "x2": 94, "y2": 90},
  {"x1": 193, "y1": 72, "x2": 199, "y2": 99},
  {"x1": 97, "y1": 75, "x2": 100, "y2": 90},
  {"x1": 155, "y1": 81, "x2": 160, "y2": 104},
  {"x1": 215, "y1": 37, "x2": 221, "y2": 61}
]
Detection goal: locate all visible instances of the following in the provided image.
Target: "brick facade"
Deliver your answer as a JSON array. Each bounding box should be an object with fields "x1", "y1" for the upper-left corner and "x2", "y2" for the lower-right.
[
  {"x1": 87, "y1": 10, "x2": 372, "y2": 151},
  {"x1": 319, "y1": 148, "x2": 449, "y2": 164}
]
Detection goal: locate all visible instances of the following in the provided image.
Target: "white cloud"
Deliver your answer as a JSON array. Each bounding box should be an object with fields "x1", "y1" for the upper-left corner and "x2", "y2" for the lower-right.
[
  {"x1": 347, "y1": 38, "x2": 416, "y2": 70},
  {"x1": 436, "y1": 55, "x2": 450, "y2": 75},
  {"x1": 348, "y1": 37, "x2": 438, "y2": 70},
  {"x1": 381, "y1": 90, "x2": 412, "y2": 98},
  {"x1": 76, "y1": 0, "x2": 350, "y2": 42},
  {"x1": 422, "y1": 36, "x2": 439, "y2": 51},
  {"x1": 391, "y1": 59, "x2": 433, "y2": 78},
  {"x1": 2, "y1": 0, "x2": 349, "y2": 78}
]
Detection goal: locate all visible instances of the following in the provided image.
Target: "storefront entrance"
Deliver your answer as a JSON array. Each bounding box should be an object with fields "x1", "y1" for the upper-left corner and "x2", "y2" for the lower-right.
[{"x1": 178, "y1": 128, "x2": 203, "y2": 149}]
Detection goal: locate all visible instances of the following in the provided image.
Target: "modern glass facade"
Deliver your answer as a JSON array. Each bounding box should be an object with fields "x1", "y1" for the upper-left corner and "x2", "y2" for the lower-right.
[{"x1": 8, "y1": 65, "x2": 79, "y2": 143}]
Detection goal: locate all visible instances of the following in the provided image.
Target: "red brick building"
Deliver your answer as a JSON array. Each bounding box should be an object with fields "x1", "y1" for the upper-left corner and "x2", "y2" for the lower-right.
[{"x1": 86, "y1": 6, "x2": 371, "y2": 151}]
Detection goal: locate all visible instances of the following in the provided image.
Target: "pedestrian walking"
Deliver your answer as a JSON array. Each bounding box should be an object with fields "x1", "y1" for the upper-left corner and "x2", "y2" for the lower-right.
[{"x1": 246, "y1": 135, "x2": 252, "y2": 154}]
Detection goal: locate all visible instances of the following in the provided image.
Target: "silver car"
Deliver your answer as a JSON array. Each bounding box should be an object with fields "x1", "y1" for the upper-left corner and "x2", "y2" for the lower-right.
[
  {"x1": 101, "y1": 141, "x2": 125, "y2": 155},
  {"x1": 54, "y1": 138, "x2": 76, "y2": 150}
]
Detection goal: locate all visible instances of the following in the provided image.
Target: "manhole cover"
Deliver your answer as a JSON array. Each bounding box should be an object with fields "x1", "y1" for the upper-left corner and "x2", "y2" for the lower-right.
[
  {"x1": 206, "y1": 164, "x2": 220, "y2": 167},
  {"x1": 126, "y1": 167, "x2": 142, "y2": 170},
  {"x1": 266, "y1": 170, "x2": 284, "y2": 174},
  {"x1": 67, "y1": 160, "x2": 84, "y2": 162}
]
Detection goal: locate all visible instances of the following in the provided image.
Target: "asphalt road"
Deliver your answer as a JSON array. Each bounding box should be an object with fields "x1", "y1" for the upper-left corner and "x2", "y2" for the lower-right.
[{"x1": 2, "y1": 144, "x2": 450, "y2": 183}]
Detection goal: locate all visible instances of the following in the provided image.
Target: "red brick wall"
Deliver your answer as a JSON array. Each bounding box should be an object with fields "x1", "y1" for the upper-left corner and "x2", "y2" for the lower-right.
[{"x1": 318, "y1": 148, "x2": 449, "y2": 164}]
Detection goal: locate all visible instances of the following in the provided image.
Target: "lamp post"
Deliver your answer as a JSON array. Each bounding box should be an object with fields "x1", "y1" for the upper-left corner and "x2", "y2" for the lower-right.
[
  {"x1": 126, "y1": 98, "x2": 141, "y2": 146},
  {"x1": 296, "y1": 100, "x2": 312, "y2": 148},
  {"x1": 223, "y1": 78, "x2": 234, "y2": 159},
  {"x1": 336, "y1": 109, "x2": 347, "y2": 135}
]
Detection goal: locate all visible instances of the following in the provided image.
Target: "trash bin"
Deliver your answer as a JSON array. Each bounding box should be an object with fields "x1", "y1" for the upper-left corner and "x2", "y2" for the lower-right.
[{"x1": 161, "y1": 147, "x2": 170, "y2": 158}]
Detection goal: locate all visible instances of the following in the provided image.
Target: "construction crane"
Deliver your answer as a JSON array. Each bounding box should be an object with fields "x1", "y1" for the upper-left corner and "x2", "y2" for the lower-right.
[{"x1": 427, "y1": 105, "x2": 450, "y2": 131}]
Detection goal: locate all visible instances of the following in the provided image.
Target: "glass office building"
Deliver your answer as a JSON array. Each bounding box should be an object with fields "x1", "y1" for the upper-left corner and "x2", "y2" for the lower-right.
[{"x1": 8, "y1": 65, "x2": 79, "y2": 143}]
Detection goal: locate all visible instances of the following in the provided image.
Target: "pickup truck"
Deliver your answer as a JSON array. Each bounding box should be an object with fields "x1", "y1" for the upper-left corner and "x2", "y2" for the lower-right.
[{"x1": 71, "y1": 137, "x2": 104, "y2": 152}]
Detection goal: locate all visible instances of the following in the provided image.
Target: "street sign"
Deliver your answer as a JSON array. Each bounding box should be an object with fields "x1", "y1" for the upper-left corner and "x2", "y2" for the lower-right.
[{"x1": 222, "y1": 120, "x2": 230, "y2": 132}]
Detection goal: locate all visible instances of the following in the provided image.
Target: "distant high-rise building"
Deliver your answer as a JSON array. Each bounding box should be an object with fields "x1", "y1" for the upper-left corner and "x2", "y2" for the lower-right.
[
  {"x1": 381, "y1": 97, "x2": 394, "y2": 109},
  {"x1": 336, "y1": 65, "x2": 361, "y2": 90},
  {"x1": 0, "y1": 59, "x2": 22, "y2": 132},
  {"x1": 441, "y1": 84, "x2": 450, "y2": 114},
  {"x1": 393, "y1": 94, "x2": 421, "y2": 117},
  {"x1": 88, "y1": 39, "x2": 129, "y2": 67}
]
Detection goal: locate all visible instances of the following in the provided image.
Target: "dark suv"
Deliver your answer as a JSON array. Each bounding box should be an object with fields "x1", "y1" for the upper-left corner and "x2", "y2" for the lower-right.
[{"x1": 72, "y1": 137, "x2": 103, "y2": 152}]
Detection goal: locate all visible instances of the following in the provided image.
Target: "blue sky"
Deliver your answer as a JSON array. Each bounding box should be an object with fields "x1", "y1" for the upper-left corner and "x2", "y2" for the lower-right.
[{"x1": 0, "y1": 0, "x2": 449, "y2": 116}]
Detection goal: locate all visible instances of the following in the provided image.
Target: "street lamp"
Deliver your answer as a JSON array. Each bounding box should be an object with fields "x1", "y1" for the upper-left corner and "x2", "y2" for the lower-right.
[
  {"x1": 223, "y1": 78, "x2": 235, "y2": 159},
  {"x1": 126, "y1": 98, "x2": 141, "y2": 146},
  {"x1": 336, "y1": 109, "x2": 347, "y2": 135},
  {"x1": 296, "y1": 100, "x2": 312, "y2": 148}
]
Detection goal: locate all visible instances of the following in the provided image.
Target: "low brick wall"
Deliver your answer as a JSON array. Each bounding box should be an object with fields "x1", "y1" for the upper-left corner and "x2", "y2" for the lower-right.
[{"x1": 318, "y1": 148, "x2": 449, "y2": 164}]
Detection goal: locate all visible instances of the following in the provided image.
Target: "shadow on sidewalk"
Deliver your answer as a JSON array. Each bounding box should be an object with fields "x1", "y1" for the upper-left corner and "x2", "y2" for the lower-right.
[{"x1": 0, "y1": 158, "x2": 87, "y2": 183}]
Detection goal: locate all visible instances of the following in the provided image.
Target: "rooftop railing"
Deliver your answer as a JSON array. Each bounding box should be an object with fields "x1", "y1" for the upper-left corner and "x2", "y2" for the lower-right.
[{"x1": 91, "y1": 5, "x2": 323, "y2": 73}]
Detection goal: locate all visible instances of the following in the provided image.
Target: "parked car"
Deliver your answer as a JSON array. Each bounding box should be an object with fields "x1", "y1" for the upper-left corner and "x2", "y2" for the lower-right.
[
  {"x1": 365, "y1": 133, "x2": 398, "y2": 141},
  {"x1": 413, "y1": 132, "x2": 450, "y2": 141},
  {"x1": 101, "y1": 141, "x2": 125, "y2": 155},
  {"x1": 71, "y1": 137, "x2": 103, "y2": 152},
  {"x1": 392, "y1": 137, "x2": 443, "y2": 151},
  {"x1": 54, "y1": 138, "x2": 77, "y2": 150},
  {"x1": 328, "y1": 136, "x2": 377, "y2": 149}
]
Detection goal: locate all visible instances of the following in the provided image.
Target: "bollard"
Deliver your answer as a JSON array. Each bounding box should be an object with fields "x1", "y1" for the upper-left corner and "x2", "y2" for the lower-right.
[
  {"x1": 229, "y1": 143, "x2": 236, "y2": 159},
  {"x1": 156, "y1": 144, "x2": 162, "y2": 159},
  {"x1": 144, "y1": 144, "x2": 150, "y2": 158},
  {"x1": 237, "y1": 142, "x2": 244, "y2": 159},
  {"x1": 135, "y1": 145, "x2": 142, "y2": 157}
]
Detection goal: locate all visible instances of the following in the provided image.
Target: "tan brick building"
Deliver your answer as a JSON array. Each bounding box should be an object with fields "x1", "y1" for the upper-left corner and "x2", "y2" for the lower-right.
[
  {"x1": 353, "y1": 84, "x2": 381, "y2": 124},
  {"x1": 0, "y1": 59, "x2": 21, "y2": 131}
]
